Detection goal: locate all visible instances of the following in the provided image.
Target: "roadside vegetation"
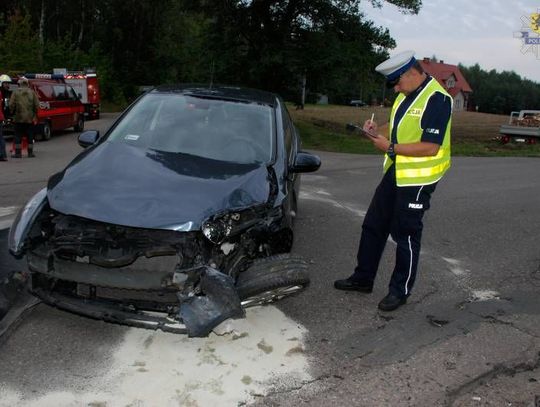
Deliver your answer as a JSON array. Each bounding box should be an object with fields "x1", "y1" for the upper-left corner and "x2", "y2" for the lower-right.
[
  {"x1": 2, "y1": 1, "x2": 539, "y2": 117},
  {"x1": 290, "y1": 105, "x2": 540, "y2": 157}
]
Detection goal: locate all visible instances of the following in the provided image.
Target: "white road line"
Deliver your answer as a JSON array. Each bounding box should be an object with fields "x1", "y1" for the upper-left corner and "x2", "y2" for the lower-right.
[
  {"x1": 0, "y1": 206, "x2": 18, "y2": 230},
  {"x1": 441, "y1": 257, "x2": 468, "y2": 276},
  {"x1": 0, "y1": 206, "x2": 18, "y2": 218},
  {"x1": 0, "y1": 219, "x2": 13, "y2": 230},
  {"x1": 300, "y1": 188, "x2": 366, "y2": 218},
  {"x1": 441, "y1": 257, "x2": 500, "y2": 302}
]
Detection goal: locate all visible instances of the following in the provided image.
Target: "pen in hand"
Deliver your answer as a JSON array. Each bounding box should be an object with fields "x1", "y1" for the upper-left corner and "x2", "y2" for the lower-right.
[{"x1": 369, "y1": 113, "x2": 375, "y2": 130}]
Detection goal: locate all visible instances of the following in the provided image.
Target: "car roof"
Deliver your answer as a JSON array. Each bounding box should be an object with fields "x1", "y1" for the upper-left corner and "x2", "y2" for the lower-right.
[{"x1": 152, "y1": 84, "x2": 278, "y2": 107}]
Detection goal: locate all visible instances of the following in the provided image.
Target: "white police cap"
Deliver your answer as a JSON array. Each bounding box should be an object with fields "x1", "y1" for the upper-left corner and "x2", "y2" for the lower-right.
[{"x1": 375, "y1": 50, "x2": 416, "y2": 81}]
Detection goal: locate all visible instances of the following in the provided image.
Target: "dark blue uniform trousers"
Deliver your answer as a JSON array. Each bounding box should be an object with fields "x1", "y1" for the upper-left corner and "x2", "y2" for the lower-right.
[{"x1": 353, "y1": 164, "x2": 437, "y2": 299}]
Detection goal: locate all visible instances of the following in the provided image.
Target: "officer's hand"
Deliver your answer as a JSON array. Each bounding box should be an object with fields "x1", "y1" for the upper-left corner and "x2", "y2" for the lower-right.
[
  {"x1": 363, "y1": 119, "x2": 377, "y2": 134},
  {"x1": 372, "y1": 135, "x2": 391, "y2": 153}
]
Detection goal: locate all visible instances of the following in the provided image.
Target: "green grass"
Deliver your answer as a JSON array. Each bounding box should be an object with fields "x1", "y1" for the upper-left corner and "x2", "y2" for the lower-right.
[
  {"x1": 451, "y1": 139, "x2": 540, "y2": 157},
  {"x1": 292, "y1": 104, "x2": 540, "y2": 157},
  {"x1": 296, "y1": 121, "x2": 378, "y2": 154}
]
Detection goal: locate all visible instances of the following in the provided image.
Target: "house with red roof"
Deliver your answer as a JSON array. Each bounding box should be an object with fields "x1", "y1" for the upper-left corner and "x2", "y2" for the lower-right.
[{"x1": 419, "y1": 57, "x2": 473, "y2": 111}]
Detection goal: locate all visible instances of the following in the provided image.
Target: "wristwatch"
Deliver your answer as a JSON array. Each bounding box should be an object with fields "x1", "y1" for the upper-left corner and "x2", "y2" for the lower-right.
[{"x1": 387, "y1": 142, "x2": 395, "y2": 155}]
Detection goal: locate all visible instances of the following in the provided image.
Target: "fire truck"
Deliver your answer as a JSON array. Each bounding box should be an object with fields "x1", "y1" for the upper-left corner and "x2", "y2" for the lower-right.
[
  {"x1": 54, "y1": 68, "x2": 100, "y2": 119},
  {"x1": 7, "y1": 74, "x2": 85, "y2": 140}
]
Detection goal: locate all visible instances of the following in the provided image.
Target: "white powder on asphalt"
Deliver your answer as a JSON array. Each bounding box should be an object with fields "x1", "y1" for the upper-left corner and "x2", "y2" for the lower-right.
[
  {"x1": 470, "y1": 290, "x2": 500, "y2": 301},
  {"x1": 0, "y1": 305, "x2": 311, "y2": 407}
]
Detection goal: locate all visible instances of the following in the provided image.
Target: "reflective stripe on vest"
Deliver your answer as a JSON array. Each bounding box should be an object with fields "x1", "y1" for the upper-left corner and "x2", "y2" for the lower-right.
[{"x1": 385, "y1": 77, "x2": 452, "y2": 186}]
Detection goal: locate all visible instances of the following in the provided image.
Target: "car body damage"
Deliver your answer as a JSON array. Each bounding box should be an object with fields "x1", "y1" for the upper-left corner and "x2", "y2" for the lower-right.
[
  {"x1": 46, "y1": 142, "x2": 275, "y2": 230},
  {"x1": 8, "y1": 85, "x2": 320, "y2": 337}
]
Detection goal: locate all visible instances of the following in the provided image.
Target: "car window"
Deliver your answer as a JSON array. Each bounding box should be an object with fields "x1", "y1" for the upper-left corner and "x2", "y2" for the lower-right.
[
  {"x1": 107, "y1": 93, "x2": 274, "y2": 164},
  {"x1": 280, "y1": 102, "x2": 293, "y2": 161},
  {"x1": 53, "y1": 84, "x2": 69, "y2": 101},
  {"x1": 67, "y1": 86, "x2": 79, "y2": 101},
  {"x1": 34, "y1": 84, "x2": 54, "y2": 100}
]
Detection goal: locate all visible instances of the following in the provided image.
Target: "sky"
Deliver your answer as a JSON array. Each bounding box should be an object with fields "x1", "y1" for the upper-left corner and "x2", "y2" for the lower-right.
[{"x1": 361, "y1": 0, "x2": 540, "y2": 83}]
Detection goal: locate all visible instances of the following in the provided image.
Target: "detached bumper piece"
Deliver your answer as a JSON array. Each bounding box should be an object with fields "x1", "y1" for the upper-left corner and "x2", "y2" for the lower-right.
[
  {"x1": 30, "y1": 266, "x2": 244, "y2": 337},
  {"x1": 179, "y1": 267, "x2": 245, "y2": 337}
]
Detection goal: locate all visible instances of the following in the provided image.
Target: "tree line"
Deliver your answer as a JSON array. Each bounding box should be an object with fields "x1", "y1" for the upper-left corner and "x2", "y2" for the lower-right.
[
  {"x1": 1, "y1": 1, "x2": 538, "y2": 114},
  {"x1": 459, "y1": 64, "x2": 540, "y2": 114}
]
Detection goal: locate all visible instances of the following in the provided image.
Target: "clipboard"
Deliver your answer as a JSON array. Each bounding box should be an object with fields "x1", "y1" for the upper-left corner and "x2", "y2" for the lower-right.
[
  {"x1": 346, "y1": 123, "x2": 380, "y2": 140},
  {"x1": 357, "y1": 127, "x2": 379, "y2": 140}
]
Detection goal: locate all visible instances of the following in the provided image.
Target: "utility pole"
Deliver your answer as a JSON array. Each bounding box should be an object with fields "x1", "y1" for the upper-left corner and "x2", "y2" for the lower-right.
[{"x1": 300, "y1": 70, "x2": 306, "y2": 110}]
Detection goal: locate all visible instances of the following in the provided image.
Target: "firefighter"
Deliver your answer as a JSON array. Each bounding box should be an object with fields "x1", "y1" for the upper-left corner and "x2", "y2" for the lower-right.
[
  {"x1": 0, "y1": 75, "x2": 12, "y2": 115},
  {"x1": 9, "y1": 77, "x2": 39, "y2": 158},
  {"x1": 0, "y1": 74, "x2": 11, "y2": 161}
]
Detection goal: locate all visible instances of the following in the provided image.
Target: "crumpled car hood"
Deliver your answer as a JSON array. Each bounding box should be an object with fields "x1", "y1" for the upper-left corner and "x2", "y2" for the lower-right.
[{"x1": 47, "y1": 141, "x2": 271, "y2": 230}]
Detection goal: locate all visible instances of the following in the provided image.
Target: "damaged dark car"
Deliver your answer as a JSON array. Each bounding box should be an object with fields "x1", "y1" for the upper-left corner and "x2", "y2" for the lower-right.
[{"x1": 8, "y1": 85, "x2": 320, "y2": 337}]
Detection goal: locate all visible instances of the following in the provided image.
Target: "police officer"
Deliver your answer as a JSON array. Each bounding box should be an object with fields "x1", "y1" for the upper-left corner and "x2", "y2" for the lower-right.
[
  {"x1": 334, "y1": 50, "x2": 452, "y2": 311},
  {"x1": 9, "y1": 77, "x2": 39, "y2": 158}
]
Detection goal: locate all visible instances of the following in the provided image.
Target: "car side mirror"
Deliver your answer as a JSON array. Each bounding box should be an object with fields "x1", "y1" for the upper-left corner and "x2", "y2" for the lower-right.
[
  {"x1": 290, "y1": 151, "x2": 321, "y2": 173},
  {"x1": 78, "y1": 130, "x2": 100, "y2": 148}
]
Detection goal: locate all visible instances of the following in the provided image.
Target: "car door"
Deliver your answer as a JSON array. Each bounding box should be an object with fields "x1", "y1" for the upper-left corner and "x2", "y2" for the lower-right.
[
  {"x1": 51, "y1": 83, "x2": 72, "y2": 129},
  {"x1": 66, "y1": 85, "x2": 83, "y2": 126},
  {"x1": 32, "y1": 82, "x2": 54, "y2": 123}
]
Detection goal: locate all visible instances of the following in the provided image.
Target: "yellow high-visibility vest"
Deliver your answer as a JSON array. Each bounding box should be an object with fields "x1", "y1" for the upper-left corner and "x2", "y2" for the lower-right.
[{"x1": 384, "y1": 77, "x2": 452, "y2": 186}]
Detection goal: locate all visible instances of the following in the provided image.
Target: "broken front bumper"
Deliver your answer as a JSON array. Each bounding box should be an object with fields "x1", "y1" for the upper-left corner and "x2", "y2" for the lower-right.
[{"x1": 29, "y1": 265, "x2": 245, "y2": 337}]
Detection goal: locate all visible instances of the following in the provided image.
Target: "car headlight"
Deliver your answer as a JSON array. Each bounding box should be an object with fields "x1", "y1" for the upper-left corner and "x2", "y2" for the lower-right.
[
  {"x1": 202, "y1": 216, "x2": 234, "y2": 244},
  {"x1": 8, "y1": 188, "x2": 48, "y2": 257},
  {"x1": 202, "y1": 208, "x2": 265, "y2": 244}
]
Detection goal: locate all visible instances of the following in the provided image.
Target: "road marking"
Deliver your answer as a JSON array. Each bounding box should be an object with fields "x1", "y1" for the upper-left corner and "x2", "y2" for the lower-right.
[
  {"x1": 441, "y1": 257, "x2": 468, "y2": 276},
  {"x1": 0, "y1": 306, "x2": 312, "y2": 406},
  {"x1": 0, "y1": 206, "x2": 18, "y2": 230},
  {"x1": 441, "y1": 257, "x2": 501, "y2": 302},
  {"x1": 300, "y1": 188, "x2": 366, "y2": 218},
  {"x1": 0, "y1": 206, "x2": 18, "y2": 218}
]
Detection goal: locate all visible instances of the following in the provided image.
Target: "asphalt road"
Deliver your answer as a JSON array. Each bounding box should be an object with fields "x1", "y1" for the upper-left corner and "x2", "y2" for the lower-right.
[{"x1": 0, "y1": 115, "x2": 539, "y2": 406}]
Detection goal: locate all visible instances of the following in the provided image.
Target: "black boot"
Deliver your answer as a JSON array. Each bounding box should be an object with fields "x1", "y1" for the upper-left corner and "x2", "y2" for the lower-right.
[{"x1": 28, "y1": 145, "x2": 35, "y2": 158}]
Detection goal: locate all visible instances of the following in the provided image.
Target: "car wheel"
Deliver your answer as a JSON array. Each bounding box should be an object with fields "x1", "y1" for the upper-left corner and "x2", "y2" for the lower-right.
[
  {"x1": 41, "y1": 122, "x2": 52, "y2": 141},
  {"x1": 236, "y1": 254, "x2": 309, "y2": 307},
  {"x1": 74, "y1": 115, "x2": 84, "y2": 132}
]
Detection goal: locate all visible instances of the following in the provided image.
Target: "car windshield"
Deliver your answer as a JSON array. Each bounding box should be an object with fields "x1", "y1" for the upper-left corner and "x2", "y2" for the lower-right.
[{"x1": 107, "y1": 93, "x2": 274, "y2": 164}]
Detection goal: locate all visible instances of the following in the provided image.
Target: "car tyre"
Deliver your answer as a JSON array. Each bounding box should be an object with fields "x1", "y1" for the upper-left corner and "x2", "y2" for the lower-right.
[
  {"x1": 74, "y1": 115, "x2": 84, "y2": 132},
  {"x1": 41, "y1": 121, "x2": 52, "y2": 141},
  {"x1": 236, "y1": 254, "x2": 309, "y2": 307}
]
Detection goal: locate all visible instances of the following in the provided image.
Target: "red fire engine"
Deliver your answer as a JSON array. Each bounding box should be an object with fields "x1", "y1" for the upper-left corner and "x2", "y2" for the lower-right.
[{"x1": 61, "y1": 68, "x2": 100, "y2": 119}]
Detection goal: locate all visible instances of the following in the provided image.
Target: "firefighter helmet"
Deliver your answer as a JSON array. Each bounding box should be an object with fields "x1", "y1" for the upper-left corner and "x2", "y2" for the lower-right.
[{"x1": 0, "y1": 74, "x2": 12, "y2": 84}]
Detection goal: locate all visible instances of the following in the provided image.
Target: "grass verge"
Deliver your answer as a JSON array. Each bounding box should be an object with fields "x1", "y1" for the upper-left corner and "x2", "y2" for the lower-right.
[{"x1": 291, "y1": 104, "x2": 540, "y2": 157}]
